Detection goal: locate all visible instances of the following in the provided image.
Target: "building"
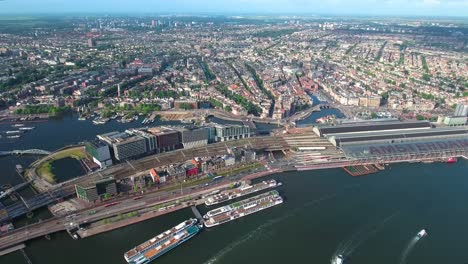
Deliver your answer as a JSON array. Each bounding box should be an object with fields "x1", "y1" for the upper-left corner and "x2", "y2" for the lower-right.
[
  {"x1": 98, "y1": 132, "x2": 147, "y2": 161},
  {"x1": 148, "y1": 127, "x2": 181, "y2": 152},
  {"x1": 138, "y1": 68, "x2": 154, "y2": 76},
  {"x1": 313, "y1": 120, "x2": 432, "y2": 138},
  {"x1": 316, "y1": 120, "x2": 468, "y2": 160},
  {"x1": 177, "y1": 127, "x2": 209, "y2": 149},
  {"x1": 149, "y1": 168, "x2": 160, "y2": 184},
  {"x1": 126, "y1": 129, "x2": 157, "y2": 153},
  {"x1": 214, "y1": 124, "x2": 251, "y2": 142},
  {"x1": 85, "y1": 140, "x2": 112, "y2": 169},
  {"x1": 87, "y1": 38, "x2": 95, "y2": 48},
  {"x1": 166, "y1": 165, "x2": 186, "y2": 180},
  {"x1": 207, "y1": 126, "x2": 217, "y2": 143},
  {"x1": 75, "y1": 177, "x2": 117, "y2": 202},
  {"x1": 223, "y1": 155, "x2": 236, "y2": 167},
  {"x1": 454, "y1": 104, "x2": 468, "y2": 117},
  {"x1": 444, "y1": 116, "x2": 468, "y2": 126}
]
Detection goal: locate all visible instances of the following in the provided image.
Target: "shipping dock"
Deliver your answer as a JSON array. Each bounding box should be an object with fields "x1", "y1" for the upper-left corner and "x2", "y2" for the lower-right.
[
  {"x1": 204, "y1": 179, "x2": 282, "y2": 206},
  {"x1": 124, "y1": 218, "x2": 201, "y2": 264},
  {"x1": 204, "y1": 190, "x2": 283, "y2": 228}
]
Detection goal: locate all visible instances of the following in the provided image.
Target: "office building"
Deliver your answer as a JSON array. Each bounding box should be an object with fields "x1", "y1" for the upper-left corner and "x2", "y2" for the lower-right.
[
  {"x1": 177, "y1": 127, "x2": 209, "y2": 149},
  {"x1": 444, "y1": 116, "x2": 468, "y2": 126},
  {"x1": 454, "y1": 104, "x2": 468, "y2": 117},
  {"x1": 148, "y1": 127, "x2": 181, "y2": 152},
  {"x1": 98, "y1": 131, "x2": 147, "y2": 161},
  {"x1": 85, "y1": 140, "x2": 112, "y2": 169},
  {"x1": 214, "y1": 124, "x2": 251, "y2": 142},
  {"x1": 126, "y1": 129, "x2": 157, "y2": 153},
  {"x1": 75, "y1": 177, "x2": 117, "y2": 202}
]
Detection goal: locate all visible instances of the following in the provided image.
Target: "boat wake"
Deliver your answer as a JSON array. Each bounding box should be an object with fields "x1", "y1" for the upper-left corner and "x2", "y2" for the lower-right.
[
  {"x1": 333, "y1": 211, "x2": 400, "y2": 260},
  {"x1": 400, "y1": 232, "x2": 427, "y2": 264},
  {"x1": 203, "y1": 184, "x2": 362, "y2": 264}
]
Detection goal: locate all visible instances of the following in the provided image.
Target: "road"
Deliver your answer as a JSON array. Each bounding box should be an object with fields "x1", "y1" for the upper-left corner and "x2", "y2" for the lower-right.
[{"x1": 0, "y1": 177, "x2": 235, "y2": 251}]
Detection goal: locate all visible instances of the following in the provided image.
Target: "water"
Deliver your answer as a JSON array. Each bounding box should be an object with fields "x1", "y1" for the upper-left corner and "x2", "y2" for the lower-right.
[
  {"x1": 51, "y1": 157, "x2": 86, "y2": 183},
  {"x1": 1, "y1": 115, "x2": 468, "y2": 264},
  {"x1": 0, "y1": 114, "x2": 182, "y2": 151},
  {"x1": 297, "y1": 108, "x2": 345, "y2": 127}
]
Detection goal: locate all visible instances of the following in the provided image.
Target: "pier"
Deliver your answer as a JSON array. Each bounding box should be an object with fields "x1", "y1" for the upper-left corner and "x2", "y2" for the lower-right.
[
  {"x1": 191, "y1": 206, "x2": 204, "y2": 224},
  {"x1": 0, "y1": 244, "x2": 26, "y2": 257},
  {"x1": 20, "y1": 248, "x2": 33, "y2": 264},
  {"x1": 343, "y1": 165, "x2": 379, "y2": 177}
]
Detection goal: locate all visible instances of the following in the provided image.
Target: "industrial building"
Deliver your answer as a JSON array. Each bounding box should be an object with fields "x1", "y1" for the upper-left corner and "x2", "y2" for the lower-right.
[
  {"x1": 75, "y1": 177, "x2": 117, "y2": 202},
  {"x1": 85, "y1": 140, "x2": 113, "y2": 168}
]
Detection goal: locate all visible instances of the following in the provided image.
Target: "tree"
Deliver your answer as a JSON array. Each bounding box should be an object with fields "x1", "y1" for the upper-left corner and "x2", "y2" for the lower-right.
[{"x1": 224, "y1": 106, "x2": 232, "y2": 112}]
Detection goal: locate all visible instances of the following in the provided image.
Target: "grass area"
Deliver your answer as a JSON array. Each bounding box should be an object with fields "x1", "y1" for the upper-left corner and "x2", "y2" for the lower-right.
[
  {"x1": 158, "y1": 177, "x2": 212, "y2": 193},
  {"x1": 214, "y1": 162, "x2": 262, "y2": 177},
  {"x1": 35, "y1": 147, "x2": 86, "y2": 184},
  {"x1": 36, "y1": 161, "x2": 55, "y2": 184},
  {"x1": 51, "y1": 147, "x2": 87, "y2": 160},
  {"x1": 101, "y1": 211, "x2": 140, "y2": 225}
]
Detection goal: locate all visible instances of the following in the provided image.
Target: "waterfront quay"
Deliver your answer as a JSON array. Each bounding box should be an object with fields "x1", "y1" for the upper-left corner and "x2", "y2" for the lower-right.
[
  {"x1": 1, "y1": 120, "x2": 467, "y2": 255},
  {"x1": 0, "y1": 178, "x2": 236, "y2": 252}
]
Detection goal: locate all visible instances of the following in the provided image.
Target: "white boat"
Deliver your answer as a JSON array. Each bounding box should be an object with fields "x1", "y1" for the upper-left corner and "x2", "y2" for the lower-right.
[
  {"x1": 416, "y1": 229, "x2": 427, "y2": 239},
  {"x1": 7, "y1": 135, "x2": 21, "y2": 139},
  {"x1": 12, "y1": 124, "x2": 24, "y2": 127},
  {"x1": 332, "y1": 254, "x2": 345, "y2": 264},
  {"x1": 6, "y1": 131, "x2": 21, "y2": 134},
  {"x1": 19, "y1": 127, "x2": 35, "y2": 131}
]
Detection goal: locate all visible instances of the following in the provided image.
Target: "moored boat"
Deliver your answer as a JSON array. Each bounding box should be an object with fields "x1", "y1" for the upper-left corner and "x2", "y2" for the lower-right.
[
  {"x1": 447, "y1": 157, "x2": 457, "y2": 163},
  {"x1": 124, "y1": 219, "x2": 201, "y2": 264},
  {"x1": 204, "y1": 190, "x2": 283, "y2": 228},
  {"x1": 205, "y1": 180, "x2": 281, "y2": 206}
]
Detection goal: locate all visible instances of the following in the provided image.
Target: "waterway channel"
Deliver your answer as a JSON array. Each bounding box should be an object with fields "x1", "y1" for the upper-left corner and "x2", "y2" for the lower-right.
[{"x1": 1, "y1": 113, "x2": 467, "y2": 264}]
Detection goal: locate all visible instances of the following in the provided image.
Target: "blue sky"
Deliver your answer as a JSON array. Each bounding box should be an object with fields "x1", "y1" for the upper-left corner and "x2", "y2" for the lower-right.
[{"x1": 0, "y1": 0, "x2": 467, "y2": 16}]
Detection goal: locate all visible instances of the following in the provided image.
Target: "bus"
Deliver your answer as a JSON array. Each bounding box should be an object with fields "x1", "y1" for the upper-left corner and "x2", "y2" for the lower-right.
[{"x1": 212, "y1": 176, "x2": 224, "y2": 182}]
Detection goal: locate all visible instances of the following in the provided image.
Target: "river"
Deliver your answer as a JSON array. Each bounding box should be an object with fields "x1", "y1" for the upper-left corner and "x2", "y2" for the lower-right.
[{"x1": 1, "y1": 114, "x2": 468, "y2": 264}]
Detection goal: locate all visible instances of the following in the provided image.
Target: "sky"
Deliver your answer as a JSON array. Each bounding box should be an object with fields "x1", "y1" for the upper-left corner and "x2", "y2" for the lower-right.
[{"x1": 0, "y1": 0, "x2": 467, "y2": 16}]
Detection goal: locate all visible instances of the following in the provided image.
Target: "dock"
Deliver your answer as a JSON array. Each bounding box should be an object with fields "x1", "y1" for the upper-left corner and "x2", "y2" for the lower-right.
[
  {"x1": 343, "y1": 165, "x2": 379, "y2": 177},
  {"x1": 0, "y1": 244, "x2": 25, "y2": 257},
  {"x1": 191, "y1": 206, "x2": 204, "y2": 224}
]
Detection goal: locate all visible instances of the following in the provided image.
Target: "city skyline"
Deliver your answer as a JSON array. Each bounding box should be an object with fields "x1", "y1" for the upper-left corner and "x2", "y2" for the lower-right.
[{"x1": 0, "y1": 0, "x2": 468, "y2": 17}]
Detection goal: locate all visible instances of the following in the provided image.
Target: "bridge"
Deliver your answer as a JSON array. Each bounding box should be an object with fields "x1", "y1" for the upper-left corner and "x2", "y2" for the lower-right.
[
  {"x1": 0, "y1": 149, "x2": 51, "y2": 156},
  {"x1": 0, "y1": 189, "x2": 68, "y2": 223},
  {"x1": 0, "y1": 181, "x2": 32, "y2": 200}
]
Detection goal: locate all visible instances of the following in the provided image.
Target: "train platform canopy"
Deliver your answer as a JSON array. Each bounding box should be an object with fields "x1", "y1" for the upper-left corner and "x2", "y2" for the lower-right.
[
  {"x1": 341, "y1": 135, "x2": 468, "y2": 159},
  {"x1": 330, "y1": 126, "x2": 468, "y2": 147},
  {"x1": 313, "y1": 120, "x2": 432, "y2": 137}
]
